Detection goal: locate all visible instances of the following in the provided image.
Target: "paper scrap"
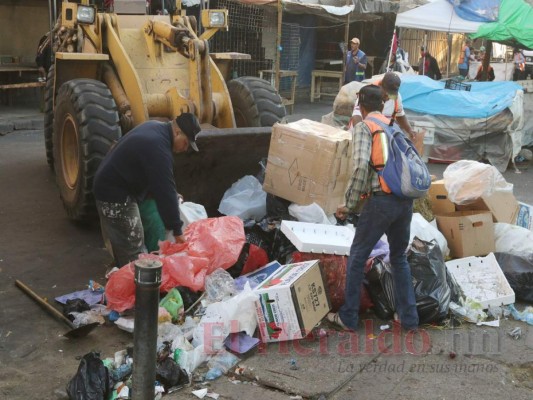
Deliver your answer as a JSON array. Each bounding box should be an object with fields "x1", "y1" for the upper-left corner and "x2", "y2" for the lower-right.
[
  {"x1": 192, "y1": 388, "x2": 208, "y2": 398},
  {"x1": 55, "y1": 289, "x2": 103, "y2": 306}
]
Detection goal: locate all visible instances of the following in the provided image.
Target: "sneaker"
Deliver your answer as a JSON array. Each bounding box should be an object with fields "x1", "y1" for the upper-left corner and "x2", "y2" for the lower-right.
[{"x1": 326, "y1": 312, "x2": 356, "y2": 332}]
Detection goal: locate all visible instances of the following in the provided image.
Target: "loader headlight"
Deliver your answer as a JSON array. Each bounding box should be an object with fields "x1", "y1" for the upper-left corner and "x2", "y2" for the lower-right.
[
  {"x1": 77, "y1": 5, "x2": 95, "y2": 24},
  {"x1": 201, "y1": 10, "x2": 228, "y2": 29}
]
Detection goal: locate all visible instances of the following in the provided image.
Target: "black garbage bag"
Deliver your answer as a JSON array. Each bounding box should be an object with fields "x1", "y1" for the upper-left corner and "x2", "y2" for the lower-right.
[
  {"x1": 63, "y1": 298, "x2": 91, "y2": 320},
  {"x1": 365, "y1": 258, "x2": 395, "y2": 320},
  {"x1": 155, "y1": 357, "x2": 190, "y2": 391},
  {"x1": 67, "y1": 351, "x2": 111, "y2": 400},
  {"x1": 175, "y1": 286, "x2": 202, "y2": 311},
  {"x1": 408, "y1": 238, "x2": 452, "y2": 324},
  {"x1": 494, "y1": 252, "x2": 533, "y2": 303},
  {"x1": 266, "y1": 194, "x2": 293, "y2": 220}
]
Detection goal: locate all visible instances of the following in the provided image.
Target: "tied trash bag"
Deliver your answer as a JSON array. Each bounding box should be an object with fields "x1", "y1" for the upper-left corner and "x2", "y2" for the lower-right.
[
  {"x1": 408, "y1": 238, "x2": 452, "y2": 324},
  {"x1": 105, "y1": 217, "x2": 245, "y2": 312},
  {"x1": 365, "y1": 258, "x2": 395, "y2": 320},
  {"x1": 218, "y1": 175, "x2": 267, "y2": 221},
  {"x1": 443, "y1": 160, "x2": 513, "y2": 205},
  {"x1": 494, "y1": 252, "x2": 533, "y2": 303},
  {"x1": 67, "y1": 352, "x2": 111, "y2": 400}
]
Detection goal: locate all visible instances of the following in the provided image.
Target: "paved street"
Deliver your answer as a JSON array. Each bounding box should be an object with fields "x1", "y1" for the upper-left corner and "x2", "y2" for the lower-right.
[{"x1": 0, "y1": 103, "x2": 532, "y2": 399}]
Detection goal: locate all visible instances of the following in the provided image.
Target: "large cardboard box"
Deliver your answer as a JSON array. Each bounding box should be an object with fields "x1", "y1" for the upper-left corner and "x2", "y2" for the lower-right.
[
  {"x1": 428, "y1": 179, "x2": 455, "y2": 215},
  {"x1": 456, "y1": 190, "x2": 519, "y2": 224},
  {"x1": 254, "y1": 260, "x2": 331, "y2": 343},
  {"x1": 436, "y1": 211, "x2": 495, "y2": 258},
  {"x1": 263, "y1": 120, "x2": 352, "y2": 214}
]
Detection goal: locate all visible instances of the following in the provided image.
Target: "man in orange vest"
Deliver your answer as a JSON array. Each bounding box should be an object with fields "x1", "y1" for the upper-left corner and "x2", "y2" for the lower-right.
[{"x1": 326, "y1": 84, "x2": 419, "y2": 332}]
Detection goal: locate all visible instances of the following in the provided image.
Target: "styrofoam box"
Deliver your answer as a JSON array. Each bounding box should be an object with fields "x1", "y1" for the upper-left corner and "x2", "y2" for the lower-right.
[
  {"x1": 445, "y1": 253, "x2": 515, "y2": 309},
  {"x1": 280, "y1": 220, "x2": 355, "y2": 255}
]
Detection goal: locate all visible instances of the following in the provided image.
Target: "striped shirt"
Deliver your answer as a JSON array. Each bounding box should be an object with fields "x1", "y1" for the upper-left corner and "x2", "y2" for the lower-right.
[{"x1": 345, "y1": 111, "x2": 382, "y2": 211}]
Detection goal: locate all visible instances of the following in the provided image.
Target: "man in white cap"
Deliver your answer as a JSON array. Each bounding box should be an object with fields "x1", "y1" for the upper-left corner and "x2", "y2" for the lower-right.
[
  {"x1": 93, "y1": 112, "x2": 201, "y2": 269},
  {"x1": 349, "y1": 72, "x2": 416, "y2": 140},
  {"x1": 345, "y1": 37, "x2": 367, "y2": 84}
]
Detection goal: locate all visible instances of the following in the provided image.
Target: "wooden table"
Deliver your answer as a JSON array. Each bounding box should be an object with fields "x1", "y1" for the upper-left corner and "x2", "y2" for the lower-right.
[
  {"x1": 0, "y1": 65, "x2": 44, "y2": 105},
  {"x1": 259, "y1": 69, "x2": 298, "y2": 114},
  {"x1": 310, "y1": 70, "x2": 343, "y2": 102}
]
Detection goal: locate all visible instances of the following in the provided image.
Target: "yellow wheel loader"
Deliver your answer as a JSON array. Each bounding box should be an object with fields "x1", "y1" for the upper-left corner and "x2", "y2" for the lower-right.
[{"x1": 44, "y1": 0, "x2": 286, "y2": 220}]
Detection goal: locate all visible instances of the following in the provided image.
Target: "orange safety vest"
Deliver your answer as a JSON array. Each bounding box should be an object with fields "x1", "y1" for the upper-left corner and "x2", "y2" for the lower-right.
[
  {"x1": 458, "y1": 45, "x2": 467, "y2": 64},
  {"x1": 363, "y1": 113, "x2": 393, "y2": 194}
]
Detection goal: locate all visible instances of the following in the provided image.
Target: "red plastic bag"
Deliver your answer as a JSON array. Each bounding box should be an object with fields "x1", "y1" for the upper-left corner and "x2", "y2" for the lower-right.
[
  {"x1": 105, "y1": 216, "x2": 246, "y2": 312},
  {"x1": 241, "y1": 244, "x2": 269, "y2": 275},
  {"x1": 292, "y1": 252, "x2": 373, "y2": 313}
]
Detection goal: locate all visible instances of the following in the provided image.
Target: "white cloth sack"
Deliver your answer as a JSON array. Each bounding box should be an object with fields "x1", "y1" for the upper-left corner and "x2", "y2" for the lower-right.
[
  {"x1": 494, "y1": 223, "x2": 533, "y2": 257},
  {"x1": 218, "y1": 175, "x2": 267, "y2": 221}
]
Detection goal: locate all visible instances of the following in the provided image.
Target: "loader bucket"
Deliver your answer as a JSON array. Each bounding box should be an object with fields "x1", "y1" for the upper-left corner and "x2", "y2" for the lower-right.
[{"x1": 172, "y1": 127, "x2": 272, "y2": 216}]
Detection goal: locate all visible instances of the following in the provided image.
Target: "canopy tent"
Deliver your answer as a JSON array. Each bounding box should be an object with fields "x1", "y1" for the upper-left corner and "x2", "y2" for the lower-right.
[{"x1": 395, "y1": 0, "x2": 533, "y2": 49}]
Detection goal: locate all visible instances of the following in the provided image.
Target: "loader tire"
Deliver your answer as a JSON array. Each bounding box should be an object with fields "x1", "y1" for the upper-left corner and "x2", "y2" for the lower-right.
[
  {"x1": 44, "y1": 65, "x2": 55, "y2": 169},
  {"x1": 53, "y1": 79, "x2": 121, "y2": 221},
  {"x1": 228, "y1": 76, "x2": 286, "y2": 127}
]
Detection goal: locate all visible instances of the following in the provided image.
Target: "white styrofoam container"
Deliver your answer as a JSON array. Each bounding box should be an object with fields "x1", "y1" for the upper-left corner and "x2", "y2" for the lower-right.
[
  {"x1": 280, "y1": 220, "x2": 355, "y2": 255},
  {"x1": 445, "y1": 253, "x2": 515, "y2": 309}
]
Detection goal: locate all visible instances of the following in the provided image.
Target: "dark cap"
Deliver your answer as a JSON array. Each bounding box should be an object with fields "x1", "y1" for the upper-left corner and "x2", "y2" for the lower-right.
[
  {"x1": 358, "y1": 84, "x2": 383, "y2": 110},
  {"x1": 382, "y1": 72, "x2": 401, "y2": 96},
  {"x1": 175, "y1": 112, "x2": 201, "y2": 152}
]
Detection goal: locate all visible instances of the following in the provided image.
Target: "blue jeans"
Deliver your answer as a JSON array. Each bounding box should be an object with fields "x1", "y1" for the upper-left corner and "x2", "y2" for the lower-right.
[
  {"x1": 459, "y1": 68, "x2": 468, "y2": 77},
  {"x1": 338, "y1": 195, "x2": 419, "y2": 330}
]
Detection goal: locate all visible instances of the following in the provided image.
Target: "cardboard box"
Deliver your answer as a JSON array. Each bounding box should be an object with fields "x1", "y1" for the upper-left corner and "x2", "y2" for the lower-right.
[
  {"x1": 263, "y1": 120, "x2": 352, "y2": 214},
  {"x1": 428, "y1": 179, "x2": 455, "y2": 215},
  {"x1": 456, "y1": 190, "x2": 519, "y2": 224},
  {"x1": 515, "y1": 202, "x2": 533, "y2": 231},
  {"x1": 280, "y1": 220, "x2": 355, "y2": 256},
  {"x1": 436, "y1": 211, "x2": 495, "y2": 258},
  {"x1": 254, "y1": 260, "x2": 331, "y2": 343},
  {"x1": 236, "y1": 261, "x2": 283, "y2": 290},
  {"x1": 445, "y1": 253, "x2": 515, "y2": 309}
]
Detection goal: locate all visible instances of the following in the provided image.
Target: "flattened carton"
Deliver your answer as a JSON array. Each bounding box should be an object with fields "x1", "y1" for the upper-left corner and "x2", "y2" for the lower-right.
[
  {"x1": 262, "y1": 120, "x2": 352, "y2": 214},
  {"x1": 254, "y1": 260, "x2": 331, "y2": 343}
]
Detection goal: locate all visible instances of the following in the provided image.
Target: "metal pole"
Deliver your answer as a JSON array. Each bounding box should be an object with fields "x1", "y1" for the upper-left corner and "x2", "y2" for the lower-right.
[
  {"x1": 342, "y1": 0, "x2": 350, "y2": 83},
  {"x1": 132, "y1": 259, "x2": 163, "y2": 400},
  {"x1": 275, "y1": 0, "x2": 282, "y2": 92}
]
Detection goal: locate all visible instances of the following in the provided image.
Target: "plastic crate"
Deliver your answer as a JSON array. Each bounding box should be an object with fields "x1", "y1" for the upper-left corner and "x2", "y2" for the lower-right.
[
  {"x1": 445, "y1": 253, "x2": 515, "y2": 309},
  {"x1": 444, "y1": 79, "x2": 471, "y2": 91}
]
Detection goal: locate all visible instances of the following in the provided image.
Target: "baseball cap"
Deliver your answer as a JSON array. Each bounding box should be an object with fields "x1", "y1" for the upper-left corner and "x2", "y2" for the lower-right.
[
  {"x1": 350, "y1": 37, "x2": 360, "y2": 44},
  {"x1": 175, "y1": 113, "x2": 201, "y2": 152},
  {"x1": 382, "y1": 72, "x2": 401, "y2": 97}
]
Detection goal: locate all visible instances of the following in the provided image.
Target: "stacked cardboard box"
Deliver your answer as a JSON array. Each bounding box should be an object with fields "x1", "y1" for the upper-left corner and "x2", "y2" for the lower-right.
[{"x1": 263, "y1": 120, "x2": 352, "y2": 214}]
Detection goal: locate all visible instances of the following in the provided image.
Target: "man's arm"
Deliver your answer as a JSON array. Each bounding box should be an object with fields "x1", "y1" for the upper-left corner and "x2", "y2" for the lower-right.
[
  {"x1": 344, "y1": 122, "x2": 372, "y2": 211},
  {"x1": 396, "y1": 115, "x2": 415, "y2": 139}
]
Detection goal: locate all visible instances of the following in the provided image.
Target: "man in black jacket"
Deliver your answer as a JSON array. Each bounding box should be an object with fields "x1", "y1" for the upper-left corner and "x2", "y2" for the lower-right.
[
  {"x1": 93, "y1": 113, "x2": 201, "y2": 268},
  {"x1": 418, "y1": 47, "x2": 442, "y2": 81}
]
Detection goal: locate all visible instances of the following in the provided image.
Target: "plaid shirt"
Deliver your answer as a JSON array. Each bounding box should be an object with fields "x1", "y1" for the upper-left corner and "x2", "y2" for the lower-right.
[{"x1": 345, "y1": 111, "x2": 382, "y2": 211}]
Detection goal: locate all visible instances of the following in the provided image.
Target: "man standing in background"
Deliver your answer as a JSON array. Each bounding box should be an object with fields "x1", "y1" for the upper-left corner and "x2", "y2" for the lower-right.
[
  {"x1": 345, "y1": 37, "x2": 367, "y2": 84},
  {"x1": 458, "y1": 38, "x2": 474, "y2": 77}
]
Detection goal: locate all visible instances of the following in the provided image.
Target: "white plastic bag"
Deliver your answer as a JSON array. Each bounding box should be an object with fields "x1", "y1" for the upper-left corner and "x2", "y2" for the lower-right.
[
  {"x1": 494, "y1": 223, "x2": 533, "y2": 256},
  {"x1": 180, "y1": 200, "x2": 207, "y2": 230},
  {"x1": 218, "y1": 175, "x2": 267, "y2": 221},
  {"x1": 410, "y1": 213, "x2": 449, "y2": 258},
  {"x1": 288, "y1": 202, "x2": 335, "y2": 225},
  {"x1": 443, "y1": 160, "x2": 513, "y2": 205},
  {"x1": 192, "y1": 283, "x2": 258, "y2": 351}
]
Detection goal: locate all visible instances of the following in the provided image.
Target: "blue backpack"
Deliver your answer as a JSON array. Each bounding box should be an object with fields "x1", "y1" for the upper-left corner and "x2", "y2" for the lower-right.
[{"x1": 367, "y1": 116, "x2": 431, "y2": 199}]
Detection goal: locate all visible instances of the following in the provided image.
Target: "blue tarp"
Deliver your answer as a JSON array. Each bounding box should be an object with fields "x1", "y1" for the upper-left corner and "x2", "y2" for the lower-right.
[
  {"x1": 399, "y1": 75, "x2": 523, "y2": 118},
  {"x1": 448, "y1": 0, "x2": 500, "y2": 22}
]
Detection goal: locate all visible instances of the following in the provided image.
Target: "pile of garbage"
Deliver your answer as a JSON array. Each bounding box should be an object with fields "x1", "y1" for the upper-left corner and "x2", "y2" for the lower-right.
[{"x1": 56, "y1": 118, "x2": 533, "y2": 399}]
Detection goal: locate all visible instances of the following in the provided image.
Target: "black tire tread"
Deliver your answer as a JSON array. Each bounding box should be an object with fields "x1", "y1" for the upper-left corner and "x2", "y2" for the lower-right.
[
  {"x1": 44, "y1": 65, "x2": 55, "y2": 169},
  {"x1": 53, "y1": 79, "x2": 121, "y2": 221},
  {"x1": 227, "y1": 76, "x2": 286, "y2": 127}
]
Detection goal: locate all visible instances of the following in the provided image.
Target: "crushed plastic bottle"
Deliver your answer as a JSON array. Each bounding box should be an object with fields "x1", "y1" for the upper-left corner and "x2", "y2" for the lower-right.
[
  {"x1": 204, "y1": 268, "x2": 236, "y2": 303},
  {"x1": 205, "y1": 349, "x2": 240, "y2": 380},
  {"x1": 507, "y1": 304, "x2": 533, "y2": 326}
]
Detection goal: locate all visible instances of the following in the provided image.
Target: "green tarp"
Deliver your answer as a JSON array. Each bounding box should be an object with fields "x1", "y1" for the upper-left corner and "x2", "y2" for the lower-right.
[{"x1": 471, "y1": 0, "x2": 533, "y2": 50}]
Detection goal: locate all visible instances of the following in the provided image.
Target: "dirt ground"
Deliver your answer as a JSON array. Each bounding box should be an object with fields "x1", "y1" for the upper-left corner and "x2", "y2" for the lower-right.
[{"x1": 0, "y1": 103, "x2": 532, "y2": 400}]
